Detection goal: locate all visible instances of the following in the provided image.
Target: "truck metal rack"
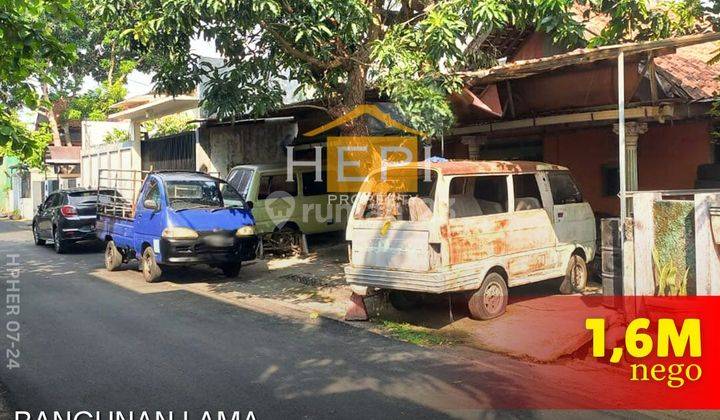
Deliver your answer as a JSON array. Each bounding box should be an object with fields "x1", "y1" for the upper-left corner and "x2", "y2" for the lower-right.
[{"x1": 97, "y1": 169, "x2": 149, "y2": 220}]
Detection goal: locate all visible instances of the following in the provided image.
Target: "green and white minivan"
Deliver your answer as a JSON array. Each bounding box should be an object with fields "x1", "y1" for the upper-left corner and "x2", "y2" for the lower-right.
[{"x1": 226, "y1": 163, "x2": 349, "y2": 254}]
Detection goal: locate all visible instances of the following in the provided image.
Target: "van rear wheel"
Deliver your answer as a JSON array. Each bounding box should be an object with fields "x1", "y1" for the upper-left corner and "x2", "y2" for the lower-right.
[
  {"x1": 468, "y1": 273, "x2": 508, "y2": 320},
  {"x1": 561, "y1": 254, "x2": 588, "y2": 294},
  {"x1": 105, "y1": 240, "x2": 122, "y2": 271}
]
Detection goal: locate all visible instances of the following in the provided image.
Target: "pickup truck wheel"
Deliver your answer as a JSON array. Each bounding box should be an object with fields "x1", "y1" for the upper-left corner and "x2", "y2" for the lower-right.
[
  {"x1": 468, "y1": 273, "x2": 508, "y2": 320},
  {"x1": 221, "y1": 263, "x2": 241, "y2": 278},
  {"x1": 104, "y1": 241, "x2": 122, "y2": 271},
  {"x1": 388, "y1": 290, "x2": 423, "y2": 311},
  {"x1": 33, "y1": 223, "x2": 45, "y2": 246},
  {"x1": 141, "y1": 247, "x2": 162, "y2": 283},
  {"x1": 560, "y1": 254, "x2": 588, "y2": 294},
  {"x1": 53, "y1": 228, "x2": 67, "y2": 254}
]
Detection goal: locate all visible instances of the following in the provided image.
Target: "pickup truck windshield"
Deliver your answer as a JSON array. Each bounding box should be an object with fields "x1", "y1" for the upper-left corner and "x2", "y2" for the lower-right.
[{"x1": 165, "y1": 180, "x2": 245, "y2": 210}]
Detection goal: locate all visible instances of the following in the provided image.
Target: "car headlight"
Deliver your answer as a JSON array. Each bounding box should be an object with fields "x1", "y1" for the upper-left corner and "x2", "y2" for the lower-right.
[
  {"x1": 162, "y1": 227, "x2": 198, "y2": 239},
  {"x1": 235, "y1": 225, "x2": 256, "y2": 237}
]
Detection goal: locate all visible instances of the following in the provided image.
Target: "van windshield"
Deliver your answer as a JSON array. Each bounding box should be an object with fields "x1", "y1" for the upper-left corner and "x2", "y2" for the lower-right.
[
  {"x1": 227, "y1": 168, "x2": 254, "y2": 199},
  {"x1": 354, "y1": 168, "x2": 437, "y2": 222},
  {"x1": 165, "y1": 180, "x2": 245, "y2": 210}
]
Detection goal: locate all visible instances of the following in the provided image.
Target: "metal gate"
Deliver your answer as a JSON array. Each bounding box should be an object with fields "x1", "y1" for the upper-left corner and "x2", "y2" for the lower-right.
[{"x1": 141, "y1": 131, "x2": 196, "y2": 171}]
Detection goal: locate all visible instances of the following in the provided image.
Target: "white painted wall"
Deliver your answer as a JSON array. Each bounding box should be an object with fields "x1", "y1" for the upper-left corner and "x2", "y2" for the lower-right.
[{"x1": 81, "y1": 120, "x2": 139, "y2": 189}]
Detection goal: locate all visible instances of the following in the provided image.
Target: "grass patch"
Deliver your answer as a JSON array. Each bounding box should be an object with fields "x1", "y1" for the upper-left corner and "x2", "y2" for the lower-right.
[{"x1": 379, "y1": 320, "x2": 462, "y2": 346}]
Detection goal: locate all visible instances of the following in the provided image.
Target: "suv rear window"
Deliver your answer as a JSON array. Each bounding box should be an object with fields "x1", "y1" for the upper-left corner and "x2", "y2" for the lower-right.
[{"x1": 67, "y1": 190, "x2": 116, "y2": 205}]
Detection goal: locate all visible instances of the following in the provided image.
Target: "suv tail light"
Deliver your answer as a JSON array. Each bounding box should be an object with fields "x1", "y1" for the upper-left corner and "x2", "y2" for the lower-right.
[{"x1": 60, "y1": 205, "x2": 77, "y2": 217}]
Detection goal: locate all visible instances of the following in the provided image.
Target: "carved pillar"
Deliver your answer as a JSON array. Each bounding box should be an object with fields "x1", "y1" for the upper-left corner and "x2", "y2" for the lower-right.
[
  {"x1": 613, "y1": 122, "x2": 648, "y2": 193},
  {"x1": 461, "y1": 136, "x2": 487, "y2": 160}
]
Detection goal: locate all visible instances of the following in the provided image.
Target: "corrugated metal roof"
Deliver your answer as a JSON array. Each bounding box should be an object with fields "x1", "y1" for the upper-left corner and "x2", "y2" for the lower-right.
[{"x1": 459, "y1": 32, "x2": 720, "y2": 86}]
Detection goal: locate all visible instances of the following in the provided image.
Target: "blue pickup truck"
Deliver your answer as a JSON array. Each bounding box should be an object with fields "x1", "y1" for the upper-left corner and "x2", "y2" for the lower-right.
[{"x1": 96, "y1": 170, "x2": 258, "y2": 282}]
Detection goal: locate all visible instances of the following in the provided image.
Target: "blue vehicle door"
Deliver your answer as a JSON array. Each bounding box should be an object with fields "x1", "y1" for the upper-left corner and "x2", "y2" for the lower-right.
[{"x1": 133, "y1": 177, "x2": 166, "y2": 255}]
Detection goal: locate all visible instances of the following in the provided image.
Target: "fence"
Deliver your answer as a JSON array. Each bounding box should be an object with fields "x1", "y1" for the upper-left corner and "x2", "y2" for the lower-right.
[{"x1": 621, "y1": 190, "x2": 720, "y2": 297}]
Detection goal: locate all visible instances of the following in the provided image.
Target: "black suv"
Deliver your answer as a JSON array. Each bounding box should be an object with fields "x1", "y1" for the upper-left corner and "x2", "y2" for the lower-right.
[{"x1": 32, "y1": 189, "x2": 114, "y2": 253}]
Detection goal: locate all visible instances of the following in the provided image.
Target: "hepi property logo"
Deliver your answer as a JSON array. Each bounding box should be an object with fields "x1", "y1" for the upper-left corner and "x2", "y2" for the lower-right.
[{"x1": 293, "y1": 104, "x2": 426, "y2": 193}]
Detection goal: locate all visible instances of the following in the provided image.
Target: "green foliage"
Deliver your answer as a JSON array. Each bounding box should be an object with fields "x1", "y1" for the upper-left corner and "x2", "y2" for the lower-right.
[
  {"x1": 585, "y1": 0, "x2": 703, "y2": 47},
  {"x1": 90, "y1": 0, "x2": 703, "y2": 137},
  {"x1": 144, "y1": 114, "x2": 198, "y2": 138},
  {"x1": 101, "y1": 128, "x2": 130, "y2": 144},
  {"x1": 0, "y1": 115, "x2": 52, "y2": 169},
  {"x1": 1, "y1": 0, "x2": 78, "y2": 162},
  {"x1": 63, "y1": 80, "x2": 128, "y2": 122},
  {"x1": 653, "y1": 248, "x2": 689, "y2": 296},
  {"x1": 380, "y1": 320, "x2": 462, "y2": 346},
  {"x1": 653, "y1": 200, "x2": 696, "y2": 295}
]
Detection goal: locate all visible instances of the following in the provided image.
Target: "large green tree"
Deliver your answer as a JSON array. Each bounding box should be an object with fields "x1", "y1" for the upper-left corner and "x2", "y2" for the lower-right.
[
  {"x1": 0, "y1": 0, "x2": 77, "y2": 164},
  {"x1": 92, "y1": 1, "x2": 703, "y2": 136},
  {"x1": 43, "y1": 0, "x2": 139, "y2": 146}
]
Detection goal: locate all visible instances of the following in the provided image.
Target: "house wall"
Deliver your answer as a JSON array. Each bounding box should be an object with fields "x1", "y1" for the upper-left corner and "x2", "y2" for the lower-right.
[
  {"x1": 543, "y1": 120, "x2": 712, "y2": 216},
  {"x1": 196, "y1": 121, "x2": 297, "y2": 178},
  {"x1": 80, "y1": 120, "x2": 138, "y2": 190},
  {"x1": 445, "y1": 120, "x2": 712, "y2": 217},
  {"x1": 0, "y1": 156, "x2": 19, "y2": 211}
]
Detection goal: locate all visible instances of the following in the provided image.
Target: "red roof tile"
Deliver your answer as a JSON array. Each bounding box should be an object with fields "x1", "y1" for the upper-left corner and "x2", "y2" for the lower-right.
[{"x1": 654, "y1": 46, "x2": 720, "y2": 99}]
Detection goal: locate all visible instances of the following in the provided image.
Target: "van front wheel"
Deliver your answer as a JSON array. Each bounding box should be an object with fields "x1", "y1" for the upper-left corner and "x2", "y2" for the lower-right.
[
  {"x1": 468, "y1": 273, "x2": 508, "y2": 320},
  {"x1": 141, "y1": 247, "x2": 162, "y2": 283}
]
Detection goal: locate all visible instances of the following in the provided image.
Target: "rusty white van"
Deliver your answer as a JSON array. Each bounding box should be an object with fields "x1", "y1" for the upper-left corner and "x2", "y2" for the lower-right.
[{"x1": 344, "y1": 160, "x2": 596, "y2": 320}]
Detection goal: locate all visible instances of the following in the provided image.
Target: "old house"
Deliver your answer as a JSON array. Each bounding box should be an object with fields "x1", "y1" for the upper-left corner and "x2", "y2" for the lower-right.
[{"x1": 445, "y1": 30, "x2": 720, "y2": 217}]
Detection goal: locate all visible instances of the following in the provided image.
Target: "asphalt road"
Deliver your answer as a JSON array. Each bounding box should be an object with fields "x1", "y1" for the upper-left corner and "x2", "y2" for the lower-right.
[{"x1": 0, "y1": 220, "x2": 698, "y2": 419}]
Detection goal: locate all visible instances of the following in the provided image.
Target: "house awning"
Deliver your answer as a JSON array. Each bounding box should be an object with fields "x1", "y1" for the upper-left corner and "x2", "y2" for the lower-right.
[
  {"x1": 458, "y1": 32, "x2": 720, "y2": 86},
  {"x1": 46, "y1": 146, "x2": 81, "y2": 165},
  {"x1": 108, "y1": 95, "x2": 199, "y2": 123}
]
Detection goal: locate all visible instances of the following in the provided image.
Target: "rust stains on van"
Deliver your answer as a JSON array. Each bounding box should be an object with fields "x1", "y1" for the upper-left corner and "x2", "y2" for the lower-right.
[{"x1": 426, "y1": 160, "x2": 567, "y2": 176}]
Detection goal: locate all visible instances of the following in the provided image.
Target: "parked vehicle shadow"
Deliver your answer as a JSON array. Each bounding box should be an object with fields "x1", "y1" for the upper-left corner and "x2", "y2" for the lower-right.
[
  {"x1": 52, "y1": 239, "x2": 105, "y2": 254},
  {"x1": 366, "y1": 276, "x2": 604, "y2": 331}
]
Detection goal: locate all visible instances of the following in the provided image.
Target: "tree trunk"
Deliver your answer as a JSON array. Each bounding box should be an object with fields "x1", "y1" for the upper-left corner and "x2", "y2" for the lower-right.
[
  {"x1": 63, "y1": 123, "x2": 72, "y2": 146},
  {"x1": 107, "y1": 41, "x2": 116, "y2": 86},
  {"x1": 332, "y1": 64, "x2": 368, "y2": 136},
  {"x1": 41, "y1": 83, "x2": 63, "y2": 147}
]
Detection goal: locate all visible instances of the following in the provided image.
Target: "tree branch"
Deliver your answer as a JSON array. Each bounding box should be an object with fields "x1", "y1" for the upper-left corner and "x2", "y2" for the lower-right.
[{"x1": 261, "y1": 22, "x2": 343, "y2": 70}]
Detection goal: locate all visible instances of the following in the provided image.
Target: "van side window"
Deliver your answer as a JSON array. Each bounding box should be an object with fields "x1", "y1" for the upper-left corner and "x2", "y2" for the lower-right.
[
  {"x1": 449, "y1": 176, "x2": 508, "y2": 219},
  {"x1": 144, "y1": 180, "x2": 160, "y2": 204},
  {"x1": 513, "y1": 174, "x2": 543, "y2": 211},
  {"x1": 301, "y1": 171, "x2": 328, "y2": 196},
  {"x1": 258, "y1": 174, "x2": 298, "y2": 200},
  {"x1": 548, "y1": 172, "x2": 583, "y2": 204}
]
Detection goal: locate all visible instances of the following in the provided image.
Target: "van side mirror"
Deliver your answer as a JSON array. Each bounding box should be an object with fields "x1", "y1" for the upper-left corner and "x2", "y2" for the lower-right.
[
  {"x1": 143, "y1": 199, "x2": 159, "y2": 211},
  {"x1": 246, "y1": 201, "x2": 254, "y2": 210}
]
